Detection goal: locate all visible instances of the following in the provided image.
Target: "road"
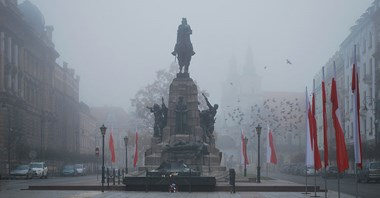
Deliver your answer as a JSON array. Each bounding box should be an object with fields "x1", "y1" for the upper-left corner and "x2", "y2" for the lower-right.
[{"x1": 269, "y1": 172, "x2": 380, "y2": 198}]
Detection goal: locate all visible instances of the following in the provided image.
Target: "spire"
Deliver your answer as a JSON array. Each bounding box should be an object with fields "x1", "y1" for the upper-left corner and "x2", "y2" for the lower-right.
[{"x1": 243, "y1": 46, "x2": 255, "y2": 75}]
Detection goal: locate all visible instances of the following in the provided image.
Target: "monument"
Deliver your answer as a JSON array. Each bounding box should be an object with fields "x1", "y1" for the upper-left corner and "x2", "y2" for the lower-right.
[{"x1": 144, "y1": 18, "x2": 223, "y2": 174}]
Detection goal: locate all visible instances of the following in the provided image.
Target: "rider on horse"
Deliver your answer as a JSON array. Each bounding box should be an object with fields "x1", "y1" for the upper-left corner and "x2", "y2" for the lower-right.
[{"x1": 171, "y1": 18, "x2": 195, "y2": 73}]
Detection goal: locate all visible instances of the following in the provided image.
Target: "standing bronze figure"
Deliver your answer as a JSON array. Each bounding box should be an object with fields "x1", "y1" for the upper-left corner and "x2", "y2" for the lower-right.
[
  {"x1": 171, "y1": 18, "x2": 195, "y2": 73},
  {"x1": 200, "y1": 93, "x2": 218, "y2": 142},
  {"x1": 147, "y1": 97, "x2": 168, "y2": 137}
]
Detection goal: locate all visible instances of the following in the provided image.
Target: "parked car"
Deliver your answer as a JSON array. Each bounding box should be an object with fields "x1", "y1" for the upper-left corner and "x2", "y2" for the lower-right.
[
  {"x1": 306, "y1": 166, "x2": 318, "y2": 176},
  {"x1": 74, "y1": 164, "x2": 86, "y2": 176},
  {"x1": 321, "y1": 166, "x2": 343, "y2": 179},
  {"x1": 61, "y1": 165, "x2": 77, "y2": 176},
  {"x1": 30, "y1": 162, "x2": 48, "y2": 179},
  {"x1": 357, "y1": 161, "x2": 380, "y2": 183},
  {"x1": 10, "y1": 164, "x2": 33, "y2": 179}
]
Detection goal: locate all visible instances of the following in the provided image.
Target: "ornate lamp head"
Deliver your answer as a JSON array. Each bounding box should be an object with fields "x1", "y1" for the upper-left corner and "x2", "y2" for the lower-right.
[{"x1": 100, "y1": 124, "x2": 107, "y2": 136}]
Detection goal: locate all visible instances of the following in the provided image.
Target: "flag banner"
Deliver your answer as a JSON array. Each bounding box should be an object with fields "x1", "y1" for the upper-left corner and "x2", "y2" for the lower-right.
[
  {"x1": 322, "y1": 67, "x2": 328, "y2": 168},
  {"x1": 109, "y1": 129, "x2": 116, "y2": 163},
  {"x1": 331, "y1": 77, "x2": 349, "y2": 173},
  {"x1": 241, "y1": 129, "x2": 249, "y2": 165},
  {"x1": 305, "y1": 88, "x2": 314, "y2": 167},
  {"x1": 311, "y1": 92, "x2": 322, "y2": 170},
  {"x1": 352, "y1": 46, "x2": 363, "y2": 169},
  {"x1": 133, "y1": 129, "x2": 139, "y2": 168},
  {"x1": 266, "y1": 126, "x2": 277, "y2": 164}
]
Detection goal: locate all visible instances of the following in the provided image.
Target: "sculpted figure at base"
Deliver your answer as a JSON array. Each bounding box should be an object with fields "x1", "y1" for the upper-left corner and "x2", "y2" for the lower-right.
[
  {"x1": 147, "y1": 97, "x2": 168, "y2": 137},
  {"x1": 175, "y1": 96, "x2": 189, "y2": 134},
  {"x1": 200, "y1": 93, "x2": 218, "y2": 142},
  {"x1": 171, "y1": 18, "x2": 195, "y2": 74}
]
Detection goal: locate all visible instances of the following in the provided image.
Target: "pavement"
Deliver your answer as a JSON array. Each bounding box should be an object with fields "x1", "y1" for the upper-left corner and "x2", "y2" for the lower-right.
[{"x1": 23, "y1": 175, "x2": 358, "y2": 198}]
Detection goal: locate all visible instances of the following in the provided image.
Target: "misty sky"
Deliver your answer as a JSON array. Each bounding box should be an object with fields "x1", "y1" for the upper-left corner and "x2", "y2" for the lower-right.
[{"x1": 26, "y1": 0, "x2": 373, "y2": 111}]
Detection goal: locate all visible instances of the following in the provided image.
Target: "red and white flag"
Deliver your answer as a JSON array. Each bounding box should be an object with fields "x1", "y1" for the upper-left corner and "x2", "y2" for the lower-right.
[
  {"x1": 133, "y1": 129, "x2": 139, "y2": 168},
  {"x1": 311, "y1": 89, "x2": 322, "y2": 171},
  {"x1": 241, "y1": 129, "x2": 249, "y2": 165},
  {"x1": 305, "y1": 88, "x2": 314, "y2": 167},
  {"x1": 266, "y1": 126, "x2": 277, "y2": 164},
  {"x1": 330, "y1": 69, "x2": 349, "y2": 173},
  {"x1": 352, "y1": 45, "x2": 363, "y2": 169},
  {"x1": 322, "y1": 67, "x2": 328, "y2": 168},
  {"x1": 109, "y1": 129, "x2": 116, "y2": 163}
]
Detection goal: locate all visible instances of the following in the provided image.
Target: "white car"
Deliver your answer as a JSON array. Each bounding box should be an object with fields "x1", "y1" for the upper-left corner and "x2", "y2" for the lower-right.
[
  {"x1": 74, "y1": 164, "x2": 86, "y2": 176},
  {"x1": 30, "y1": 162, "x2": 48, "y2": 179}
]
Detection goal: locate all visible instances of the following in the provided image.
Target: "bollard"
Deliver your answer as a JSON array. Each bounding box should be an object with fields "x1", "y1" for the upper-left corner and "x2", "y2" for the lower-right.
[
  {"x1": 113, "y1": 168, "x2": 116, "y2": 185},
  {"x1": 118, "y1": 169, "x2": 120, "y2": 185},
  {"x1": 107, "y1": 168, "x2": 110, "y2": 187},
  {"x1": 229, "y1": 168, "x2": 236, "y2": 193}
]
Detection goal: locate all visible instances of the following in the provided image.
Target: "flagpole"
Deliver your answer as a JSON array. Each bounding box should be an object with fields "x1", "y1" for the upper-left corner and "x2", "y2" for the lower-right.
[
  {"x1": 355, "y1": 165, "x2": 359, "y2": 198},
  {"x1": 311, "y1": 79, "x2": 320, "y2": 198},
  {"x1": 324, "y1": 167, "x2": 327, "y2": 198},
  {"x1": 322, "y1": 66, "x2": 328, "y2": 198},
  {"x1": 354, "y1": 45, "x2": 359, "y2": 198},
  {"x1": 311, "y1": 169, "x2": 320, "y2": 197},
  {"x1": 352, "y1": 45, "x2": 361, "y2": 198},
  {"x1": 303, "y1": 87, "x2": 310, "y2": 195},
  {"x1": 302, "y1": 164, "x2": 309, "y2": 195},
  {"x1": 333, "y1": 62, "x2": 341, "y2": 198},
  {"x1": 338, "y1": 171, "x2": 341, "y2": 198}
]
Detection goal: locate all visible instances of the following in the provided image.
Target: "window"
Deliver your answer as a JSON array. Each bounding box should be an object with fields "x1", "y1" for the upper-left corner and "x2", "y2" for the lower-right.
[
  {"x1": 369, "y1": 32, "x2": 372, "y2": 49},
  {"x1": 356, "y1": 44, "x2": 360, "y2": 62},
  {"x1": 370, "y1": 117, "x2": 373, "y2": 135},
  {"x1": 364, "y1": 118, "x2": 367, "y2": 137},
  {"x1": 363, "y1": 38, "x2": 366, "y2": 54}
]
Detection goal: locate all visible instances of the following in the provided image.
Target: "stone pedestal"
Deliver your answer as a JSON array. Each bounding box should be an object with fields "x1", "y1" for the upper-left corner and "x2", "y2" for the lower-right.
[{"x1": 144, "y1": 74, "x2": 223, "y2": 174}]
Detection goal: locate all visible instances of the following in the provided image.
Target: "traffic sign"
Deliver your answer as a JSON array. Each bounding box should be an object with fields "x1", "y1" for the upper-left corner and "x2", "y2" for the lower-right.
[{"x1": 95, "y1": 147, "x2": 99, "y2": 157}]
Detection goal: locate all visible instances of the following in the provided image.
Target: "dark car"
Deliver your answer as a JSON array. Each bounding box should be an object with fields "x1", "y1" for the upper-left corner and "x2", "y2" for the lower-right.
[
  {"x1": 10, "y1": 164, "x2": 33, "y2": 179},
  {"x1": 147, "y1": 161, "x2": 200, "y2": 177},
  {"x1": 357, "y1": 161, "x2": 380, "y2": 183},
  {"x1": 322, "y1": 166, "x2": 343, "y2": 179},
  {"x1": 61, "y1": 165, "x2": 77, "y2": 176}
]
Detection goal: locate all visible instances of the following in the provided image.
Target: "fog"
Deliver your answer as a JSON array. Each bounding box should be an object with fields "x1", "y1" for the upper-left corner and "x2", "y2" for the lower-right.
[{"x1": 27, "y1": 0, "x2": 372, "y2": 111}]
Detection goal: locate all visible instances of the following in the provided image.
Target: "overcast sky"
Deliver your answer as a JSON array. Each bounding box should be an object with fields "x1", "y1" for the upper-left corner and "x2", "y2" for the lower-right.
[{"x1": 26, "y1": 0, "x2": 373, "y2": 111}]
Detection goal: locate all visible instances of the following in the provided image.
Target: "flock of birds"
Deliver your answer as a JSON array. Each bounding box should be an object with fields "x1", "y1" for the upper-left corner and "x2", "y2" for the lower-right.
[{"x1": 224, "y1": 95, "x2": 305, "y2": 142}]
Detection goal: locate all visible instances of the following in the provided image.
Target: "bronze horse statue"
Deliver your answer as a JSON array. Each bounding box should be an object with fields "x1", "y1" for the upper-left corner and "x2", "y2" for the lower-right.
[{"x1": 172, "y1": 18, "x2": 195, "y2": 73}]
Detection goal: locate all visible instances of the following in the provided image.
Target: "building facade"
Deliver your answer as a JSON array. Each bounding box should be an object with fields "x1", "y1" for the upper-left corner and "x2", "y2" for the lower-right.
[
  {"x1": 0, "y1": 0, "x2": 81, "y2": 176},
  {"x1": 314, "y1": 0, "x2": 380, "y2": 167}
]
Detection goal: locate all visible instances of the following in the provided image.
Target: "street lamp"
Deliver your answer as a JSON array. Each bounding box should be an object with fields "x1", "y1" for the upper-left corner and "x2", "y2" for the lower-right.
[
  {"x1": 256, "y1": 124, "x2": 262, "y2": 183},
  {"x1": 100, "y1": 124, "x2": 107, "y2": 192},
  {"x1": 124, "y1": 135, "x2": 129, "y2": 174},
  {"x1": 243, "y1": 136, "x2": 248, "y2": 177}
]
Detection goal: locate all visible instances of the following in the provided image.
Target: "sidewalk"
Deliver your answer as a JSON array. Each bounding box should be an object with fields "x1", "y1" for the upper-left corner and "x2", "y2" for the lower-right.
[{"x1": 26, "y1": 175, "x2": 357, "y2": 198}]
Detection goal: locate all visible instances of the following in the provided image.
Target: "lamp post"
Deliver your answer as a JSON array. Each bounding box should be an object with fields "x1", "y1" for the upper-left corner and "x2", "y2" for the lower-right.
[
  {"x1": 243, "y1": 136, "x2": 248, "y2": 177},
  {"x1": 256, "y1": 124, "x2": 262, "y2": 183},
  {"x1": 100, "y1": 124, "x2": 107, "y2": 192},
  {"x1": 124, "y1": 135, "x2": 129, "y2": 174}
]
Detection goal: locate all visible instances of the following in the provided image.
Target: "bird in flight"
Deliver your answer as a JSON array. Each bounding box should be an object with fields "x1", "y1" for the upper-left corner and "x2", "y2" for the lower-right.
[{"x1": 286, "y1": 59, "x2": 292, "y2": 64}]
